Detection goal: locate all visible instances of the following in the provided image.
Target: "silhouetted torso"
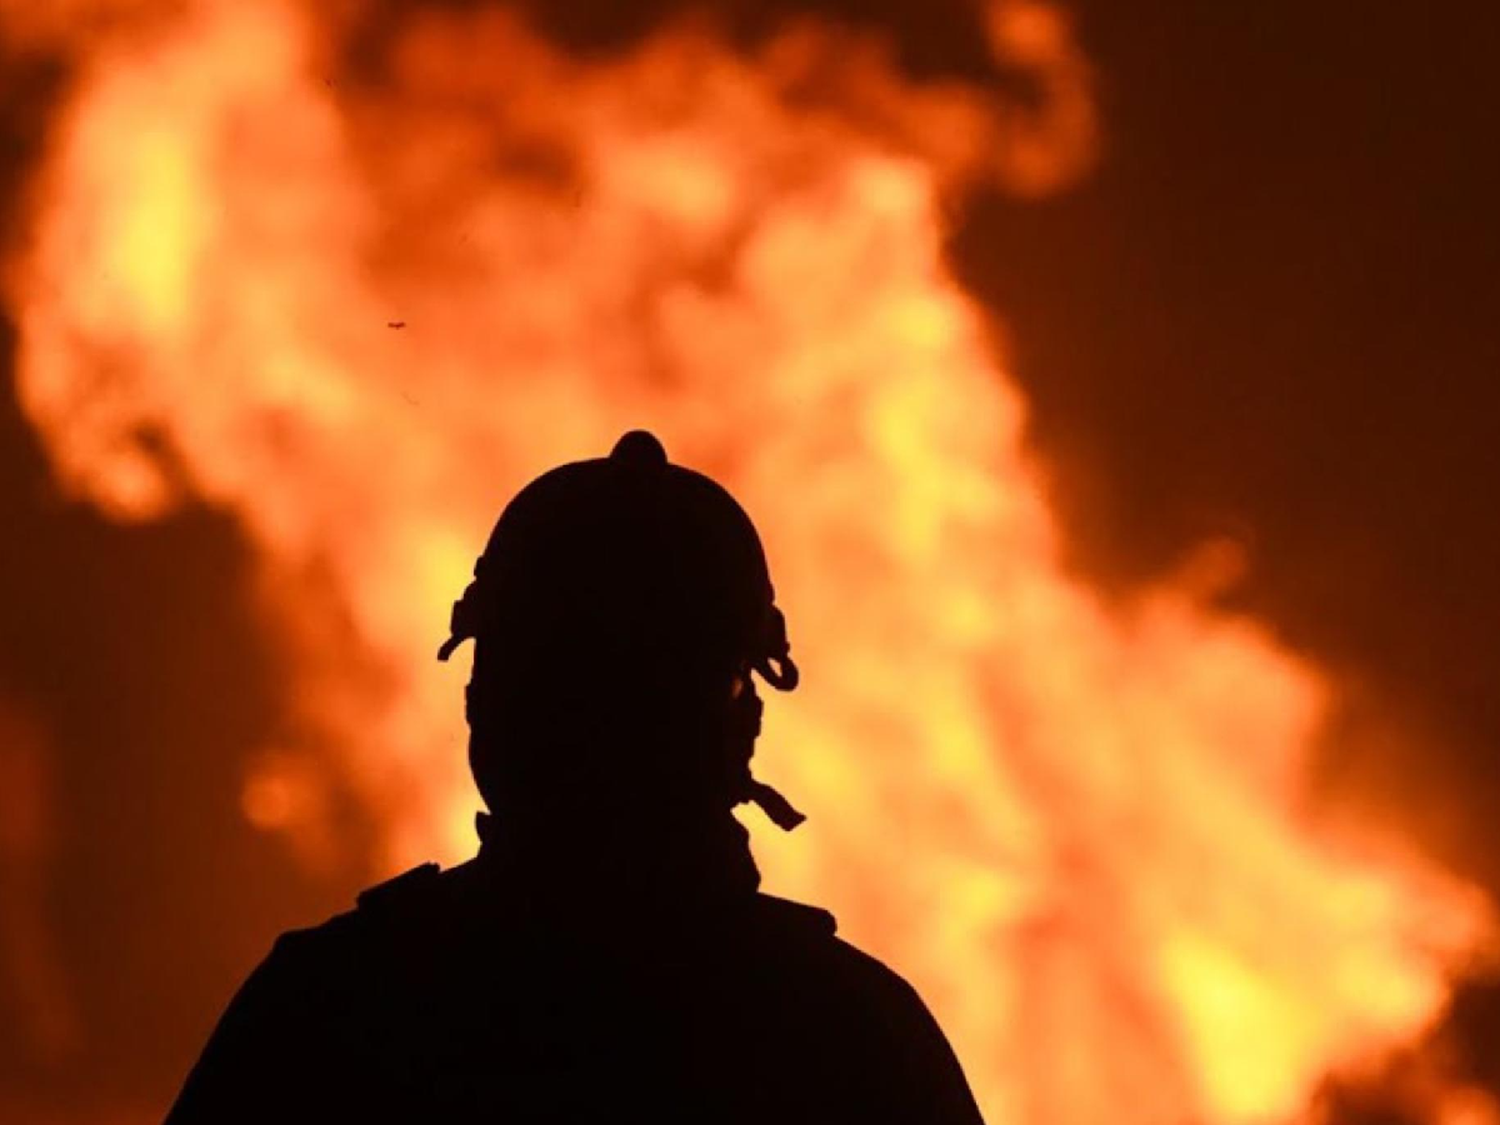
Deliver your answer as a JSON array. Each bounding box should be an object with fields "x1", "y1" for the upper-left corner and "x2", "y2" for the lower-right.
[{"x1": 166, "y1": 833, "x2": 984, "y2": 1124}]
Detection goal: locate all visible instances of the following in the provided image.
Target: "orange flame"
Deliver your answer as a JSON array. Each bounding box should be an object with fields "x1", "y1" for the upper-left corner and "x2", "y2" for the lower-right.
[{"x1": 4, "y1": 1, "x2": 1491, "y2": 1122}]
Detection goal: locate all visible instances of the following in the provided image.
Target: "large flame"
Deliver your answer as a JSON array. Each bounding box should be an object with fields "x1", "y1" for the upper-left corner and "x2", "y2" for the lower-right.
[{"x1": 3, "y1": 1, "x2": 1492, "y2": 1122}]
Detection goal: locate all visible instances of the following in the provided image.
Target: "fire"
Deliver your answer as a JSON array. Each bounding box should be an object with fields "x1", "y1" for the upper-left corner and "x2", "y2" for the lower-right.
[{"x1": 3, "y1": 0, "x2": 1491, "y2": 1122}]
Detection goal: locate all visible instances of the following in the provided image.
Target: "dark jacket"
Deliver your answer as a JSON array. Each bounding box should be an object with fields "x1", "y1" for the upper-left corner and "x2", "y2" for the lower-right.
[{"x1": 166, "y1": 853, "x2": 984, "y2": 1124}]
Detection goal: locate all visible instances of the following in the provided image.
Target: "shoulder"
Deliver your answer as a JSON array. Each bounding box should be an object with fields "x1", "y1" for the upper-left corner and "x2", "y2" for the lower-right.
[
  {"x1": 744, "y1": 893, "x2": 983, "y2": 1117},
  {"x1": 750, "y1": 891, "x2": 837, "y2": 937},
  {"x1": 166, "y1": 864, "x2": 458, "y2": 1121},
  {"x1": 355, "y1": 860, "x2": 445, "y2": 911},
  {"x1": 243, "y1": 861, "x2": 484, "y2": 1034},
  {"x1": 267, "y1": 861, "x2": 457, "y2": 968},
  {"x1": 748, "y1": 892, "x2": 927, "y2": 1009}
]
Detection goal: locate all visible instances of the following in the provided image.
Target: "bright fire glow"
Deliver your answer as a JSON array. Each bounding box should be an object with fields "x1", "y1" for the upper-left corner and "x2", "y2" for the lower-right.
[{"x1": 4, "y1": 1, "x2": 1491, "y2": 1122}]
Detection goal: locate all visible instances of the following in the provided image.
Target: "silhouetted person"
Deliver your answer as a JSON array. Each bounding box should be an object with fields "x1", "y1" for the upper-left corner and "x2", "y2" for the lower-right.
[{"x1": 165, "y1": 431, "x2": 985, "y2": 1124}]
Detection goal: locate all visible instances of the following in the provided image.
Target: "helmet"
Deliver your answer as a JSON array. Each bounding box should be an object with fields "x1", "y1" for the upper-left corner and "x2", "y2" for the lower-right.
[{"x1": 438, "y1": 430, "x2": 803, "y2": 828}]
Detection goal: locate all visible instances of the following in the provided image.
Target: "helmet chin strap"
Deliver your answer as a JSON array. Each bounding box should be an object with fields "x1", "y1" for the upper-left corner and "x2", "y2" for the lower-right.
[
  {"x1": 742, "y1": 779, "x2": 806, "y2": 831},
  {"x1": 725, "y1": 676, "x2": 805, "y2": 831},
  {"x1": 750, "y1": 605, "x2": 799, "y2": 691},
  {"x1": 436, "y1": 573, "x2": 486, "y2": 662}
]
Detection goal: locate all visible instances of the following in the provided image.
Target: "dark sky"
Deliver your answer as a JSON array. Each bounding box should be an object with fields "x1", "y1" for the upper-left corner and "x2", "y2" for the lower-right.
[{"x1": 2, "y1": 0, "x2": 1498, "y2": 1116}]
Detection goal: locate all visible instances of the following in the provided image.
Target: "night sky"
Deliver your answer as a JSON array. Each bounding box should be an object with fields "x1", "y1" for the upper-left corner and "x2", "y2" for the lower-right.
[{"x1": 2, "y1": 0, "x2": 1497, "y2": 1117}]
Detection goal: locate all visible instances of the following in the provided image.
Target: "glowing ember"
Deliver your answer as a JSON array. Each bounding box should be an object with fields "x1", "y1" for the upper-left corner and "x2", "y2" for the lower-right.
[{"x1": 4, "y1": 0, "x2": 1491, "y2": 1122}]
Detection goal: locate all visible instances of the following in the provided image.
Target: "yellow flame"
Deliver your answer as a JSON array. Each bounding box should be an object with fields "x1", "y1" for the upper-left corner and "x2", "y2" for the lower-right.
[{"x1": 5, "y1": 1, "x2": 1490, "y2": 1122}]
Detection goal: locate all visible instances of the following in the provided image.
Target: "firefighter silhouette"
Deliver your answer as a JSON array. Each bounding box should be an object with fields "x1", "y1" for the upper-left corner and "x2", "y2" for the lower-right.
[{"x1": 166, "y1": 431, "x2": 984, "y2": 1124}]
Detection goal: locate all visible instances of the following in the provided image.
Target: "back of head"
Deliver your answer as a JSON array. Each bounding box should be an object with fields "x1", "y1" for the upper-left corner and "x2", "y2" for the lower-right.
[{"x1": 439, "y1": 431, "x2": 801, "y2": 837}]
